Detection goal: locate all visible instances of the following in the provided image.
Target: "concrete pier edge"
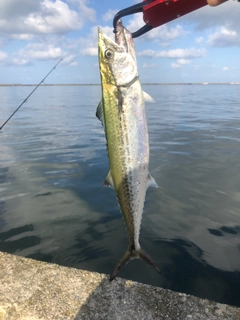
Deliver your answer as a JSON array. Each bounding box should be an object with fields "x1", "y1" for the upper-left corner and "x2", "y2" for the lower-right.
[{"x1": 0, "y1": 251, "x2": 239, "y2": 320}]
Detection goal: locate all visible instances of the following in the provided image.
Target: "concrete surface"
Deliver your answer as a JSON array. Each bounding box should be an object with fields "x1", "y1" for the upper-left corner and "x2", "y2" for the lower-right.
[{"x1": 0, "y1": 251, "x2": 239, "y2": 320}]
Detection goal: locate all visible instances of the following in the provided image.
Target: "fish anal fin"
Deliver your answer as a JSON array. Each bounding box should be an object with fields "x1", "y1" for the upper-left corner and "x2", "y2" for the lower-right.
[
  {"x1": 147, "y1": 173, "x2": 158, "y2": 189},
  {"x1": 110, "y1": 244, "x2": 161, "y2": 281},
  {"x1": 103, "y1": 171, "x2": 114, "y2": 189},
  {"x1": 143, "y1": 91, "x2": 155, "y2": 103}
]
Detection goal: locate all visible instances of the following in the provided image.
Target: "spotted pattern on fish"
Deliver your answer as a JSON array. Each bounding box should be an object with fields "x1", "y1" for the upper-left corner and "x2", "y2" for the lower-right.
[{"x1": 97, "y1": 20, "x2": 160, "y2": 281}]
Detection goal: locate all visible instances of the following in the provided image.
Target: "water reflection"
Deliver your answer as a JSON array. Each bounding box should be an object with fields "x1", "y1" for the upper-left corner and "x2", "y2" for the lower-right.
[
  {"x1": 156, "y1": 238, "x2": 240, "y2": 307},
  {"x1": 0, "y1": 85, "x2": 240, "y2": 306},
  {"x1": 0, "y1": 224, "x2": 41, "y2": 253}
]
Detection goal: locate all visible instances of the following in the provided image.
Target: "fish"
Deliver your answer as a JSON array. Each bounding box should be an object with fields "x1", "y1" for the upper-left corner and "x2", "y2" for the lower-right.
[{"x1": 97, "y1": 19, "x2": 160, "y2": 281}]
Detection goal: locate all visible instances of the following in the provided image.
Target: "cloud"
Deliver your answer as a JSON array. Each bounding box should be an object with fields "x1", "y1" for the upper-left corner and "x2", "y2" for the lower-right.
[
  {"x1": 171, "y1": 63, "x2": 181, "y2": 69},
  {"x1": 0, "y1": 0, "x2": 41, "y2": 19},
  {"x1": 138, "y1": 48, "x2": 206, "y2": 59},
  {"x1": 0, "y1": 38, "x2": 8, "y2": 48},
  {"x1": 69, "y1": 61, "x2": 78, "y2": 66},
  {"x1": 0, "y1": 0, "x2": 96, "y2": 39},
  {"x1": 102, "y1": 9, "x2": 118, "y2": 22},
  {"x1": 137, "y1": 49, "x2": 155, "y2": 57},
  {"x1": 195, "y1": 36, "x2": 204, "y2": 45},
  {"x1": 0, "y1": 51, "x2": 7, "y2": 63},
  {"x1": 223, "y1": 66, "x2": 229, "y2": 71},
  {"x1": 139, "y1": 48, "x2": 204, "y2": 70},
  {"x1": 79, "y1": 25, "x2": 113, "y2": 56},
  {"x1": 142, "y1": 63, "x2": 156, "y2": 69},
  {"x1": 18, "y1": 43, "x2": 63, "y2": 59},
  {"x1": 12, "y1": 42, "x2": 76, "y2": 65},
  {"x1": 61, "y1": 54, "x2": 76, "y2": 65},
  {"x1": 77, "y1": 0, "x2": 95, "y2": 23},
  {"x1": 11, "y1": 58, "x2": 30, "y2": 66},
  {"x1": 171, "y1": 59, "x2": 191, "y2": 68},
  {"x1": 177, "y1": 59, "x2": 191, "y2": 65},
  {"x1": 207, "y1": 27, "x2": 240, "y2": 47},
  {"x1": 12, "y1": 34, "x2": 34, "y2": 40},
  {"x1": 127, "y1": 14, "x2": 188, "y2": 43},
  {"x1": 184, "y1": 1, "x2": 240, "y2": 31},
  {"x1": 147, "y1": 24, "x2": 188, "y2": 42},
  {"x1": 81, "y1": 47, "x2": 98, "y2": 56}
]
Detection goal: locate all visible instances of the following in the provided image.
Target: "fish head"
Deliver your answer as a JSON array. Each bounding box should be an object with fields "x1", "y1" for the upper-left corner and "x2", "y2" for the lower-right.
[{"x1": 98, "y1": 27, "x2": 138, "y2": 87}]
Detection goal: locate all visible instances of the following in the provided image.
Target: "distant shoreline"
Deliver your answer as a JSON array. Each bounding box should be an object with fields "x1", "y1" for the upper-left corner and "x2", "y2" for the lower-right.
[{"x1": 0, "y1": 82, "x2": 239, "y2": 86}]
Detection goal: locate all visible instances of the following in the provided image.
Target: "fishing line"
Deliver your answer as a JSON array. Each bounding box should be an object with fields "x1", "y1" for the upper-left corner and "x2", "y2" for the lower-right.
[{"x1": 0, "y1": 58, "x2": 63, "y2": 131}]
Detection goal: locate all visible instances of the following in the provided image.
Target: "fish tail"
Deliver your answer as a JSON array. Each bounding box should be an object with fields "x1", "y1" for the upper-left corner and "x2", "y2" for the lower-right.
[{"x1": 110, "y1": 244, "x2": 161, "y2": 281}]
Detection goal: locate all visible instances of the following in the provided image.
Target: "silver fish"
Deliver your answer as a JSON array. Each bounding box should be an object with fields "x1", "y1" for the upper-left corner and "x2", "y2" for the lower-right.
[{"x1": 97, "y1": 20, "x2": 160, "y2": 280}]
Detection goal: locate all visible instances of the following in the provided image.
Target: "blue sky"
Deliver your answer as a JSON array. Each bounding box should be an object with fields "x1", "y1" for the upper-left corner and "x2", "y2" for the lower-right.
[{"x1": 0, "y1": 0, "x2": 239, "y2": 84}]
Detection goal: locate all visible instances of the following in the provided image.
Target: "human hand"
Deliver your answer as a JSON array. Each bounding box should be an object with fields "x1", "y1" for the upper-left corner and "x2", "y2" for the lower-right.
[{"x1": 207, "y1": 0, "x2": 228, "y2": 6}]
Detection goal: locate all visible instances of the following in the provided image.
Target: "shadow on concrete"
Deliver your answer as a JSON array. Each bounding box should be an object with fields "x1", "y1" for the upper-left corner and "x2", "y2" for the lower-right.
[
  {"x1": 73, "y1": 236, "x2": 240, "y2": 320},
  {"x1": 72, "y1": 259, "x2": 240, "y2": 320}
]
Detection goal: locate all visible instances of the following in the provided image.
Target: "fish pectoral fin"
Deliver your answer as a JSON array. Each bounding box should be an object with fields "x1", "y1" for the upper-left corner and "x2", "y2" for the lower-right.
[
  {"x1": 147, "y1": 173, "x2": 158, "y2": 189},
  {"x1": 143, "y1": 91, "x2": 155, "y2": 103},
  {"x1": 96, "y1": 100, "x2": 105, "y2": 130},
  {"x1": 110, "y1": 245, "x2": 161, "y2": 281},
  {"x1": 103, "y1": 171, "x2": 114, "y2": 189}
]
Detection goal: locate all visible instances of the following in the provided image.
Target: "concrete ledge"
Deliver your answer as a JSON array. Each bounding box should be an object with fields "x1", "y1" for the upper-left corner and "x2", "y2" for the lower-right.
[{"x1": 0, "y1": 251, "x2": 239, "y2": 320}]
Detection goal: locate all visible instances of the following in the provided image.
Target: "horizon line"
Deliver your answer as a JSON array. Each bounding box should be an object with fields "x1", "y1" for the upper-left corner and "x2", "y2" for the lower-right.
[{"x1": 0, "y1": 82, "x2": 240, "y2": 86}]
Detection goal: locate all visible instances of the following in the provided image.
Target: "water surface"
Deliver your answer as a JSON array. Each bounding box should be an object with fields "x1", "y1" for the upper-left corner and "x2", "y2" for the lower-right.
[{"x1": 0, "y1": 84, "x2": 240, "y2": 306}]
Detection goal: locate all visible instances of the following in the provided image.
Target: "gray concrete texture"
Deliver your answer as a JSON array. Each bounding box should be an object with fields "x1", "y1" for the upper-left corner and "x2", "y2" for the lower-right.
[{"x1": 0, "y1": 251, "x2": 240, "y2": 320}]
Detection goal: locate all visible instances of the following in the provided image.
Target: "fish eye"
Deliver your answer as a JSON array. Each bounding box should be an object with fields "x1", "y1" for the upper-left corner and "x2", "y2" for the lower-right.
[{"x1": 105, "y1": 49, "x2": 113, "y2": 59}]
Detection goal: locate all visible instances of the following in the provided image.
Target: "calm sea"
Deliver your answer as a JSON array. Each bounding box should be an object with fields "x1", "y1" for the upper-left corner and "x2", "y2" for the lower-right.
[{"x1": 0, "y1": 84, "x2": 240, "y2": 307}]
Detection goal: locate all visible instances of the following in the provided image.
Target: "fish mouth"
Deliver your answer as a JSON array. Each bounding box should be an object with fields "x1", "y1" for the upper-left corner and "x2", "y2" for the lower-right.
[
  {"x1": 114, "y1": 20, "x2": 136, "y2": 61},
  {"x1": 98, "y1": 20, "x2": 134, "y2": 56},
  {"x1": 114, "y1": 19, "x2": 128, "y2": 51},
  {"x1": 98, "y1": 28, "x2": 120, "y2": 50}
]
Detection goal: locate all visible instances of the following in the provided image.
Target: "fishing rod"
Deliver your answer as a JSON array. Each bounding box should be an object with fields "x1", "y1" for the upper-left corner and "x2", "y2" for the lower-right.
[{"x1": 0, "y1": 58, "x2": 63, "y2": 131}]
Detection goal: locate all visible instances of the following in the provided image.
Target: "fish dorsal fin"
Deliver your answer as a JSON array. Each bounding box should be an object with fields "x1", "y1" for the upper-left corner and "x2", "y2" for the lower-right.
[
  {"x1": 96, "y1": 100, "x2": 105, "y2": 129},
  {"x1": 143, "y1": 91, "x2": 155, "y2": 103},
  {"x1": 103, "y1": 171, "x2": 114, "y2": 189},
  {"x1": 147, "y1": 173, "x2": 158, "y2": 189}
]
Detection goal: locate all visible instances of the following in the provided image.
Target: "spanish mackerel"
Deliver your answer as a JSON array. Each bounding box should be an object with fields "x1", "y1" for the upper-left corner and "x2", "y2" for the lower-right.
[{"x1": 97, "y1": 20, "x2": 160, "y2": 281}]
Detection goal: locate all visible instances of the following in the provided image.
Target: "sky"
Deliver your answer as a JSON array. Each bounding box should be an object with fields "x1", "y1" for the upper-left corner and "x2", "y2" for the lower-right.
[{"x1": 0, "y1": 0, "x2": 239, "y2": 84}]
